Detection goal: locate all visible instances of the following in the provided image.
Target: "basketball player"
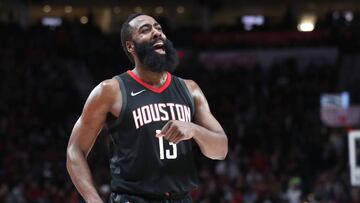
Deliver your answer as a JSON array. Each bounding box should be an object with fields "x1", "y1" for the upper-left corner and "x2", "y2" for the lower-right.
[{"x1": 66, "y1": 13, "x2": 228, "y2": 203}]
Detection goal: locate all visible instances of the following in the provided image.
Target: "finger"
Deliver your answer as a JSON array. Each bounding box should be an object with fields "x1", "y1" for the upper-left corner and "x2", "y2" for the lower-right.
[
  {"x1": 161, "y1": 121, "x2": 173, "y2": 135},
  {"x1": 172, "y1": 135, "x2": 183, "y2": 144},
  {"x1": 156, "y1": 133, "x2": 164, "y2": 138},
  {"x1": 163, "y1": 125, "x2": 177, "y2": 141},
  {"x1": 155, "y1": 129, "x2": 164, "y2": 138},
  {"x1": 167, "y1": 128, "x2": 179, "y2": 143}
]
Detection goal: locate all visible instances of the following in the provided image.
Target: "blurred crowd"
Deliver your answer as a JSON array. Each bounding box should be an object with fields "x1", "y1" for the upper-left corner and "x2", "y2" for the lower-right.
[{"x1": 0, "y1": 17, "x2": 360, "y2": 203}]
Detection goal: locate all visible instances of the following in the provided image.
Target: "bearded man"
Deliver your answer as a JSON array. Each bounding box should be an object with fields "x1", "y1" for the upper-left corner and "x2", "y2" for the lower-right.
[{"x1": 66, "y1": 13, "x2": 228, "y2": 203}]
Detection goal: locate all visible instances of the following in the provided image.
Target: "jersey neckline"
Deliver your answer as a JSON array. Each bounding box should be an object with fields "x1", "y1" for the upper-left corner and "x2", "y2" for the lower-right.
[{"x1": 127, "y1": 70, "x2": 172, "y2": 94}]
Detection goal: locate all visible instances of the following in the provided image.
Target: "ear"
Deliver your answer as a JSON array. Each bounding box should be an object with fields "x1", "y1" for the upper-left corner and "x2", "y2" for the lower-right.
[{"x1": 126, "y1": 41, "x2": 135, "y2": 54}]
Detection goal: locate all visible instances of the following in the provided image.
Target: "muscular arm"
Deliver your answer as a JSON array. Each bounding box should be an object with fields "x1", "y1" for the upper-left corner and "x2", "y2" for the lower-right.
[
  {"x1": 158, "y1": 80, "x2": 228, "y2": 160},
  {"x1": 186, "y1": 80, "x2": 228, "y2": 160},
  {"x1": 66, "y1": 79, "x2": 121, "y2": 203}
]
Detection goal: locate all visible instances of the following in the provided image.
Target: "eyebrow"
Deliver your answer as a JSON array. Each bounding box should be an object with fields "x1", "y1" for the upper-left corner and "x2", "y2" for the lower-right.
[{"x1": 138, "y1": 22, "x2": 161, "y2": 30}]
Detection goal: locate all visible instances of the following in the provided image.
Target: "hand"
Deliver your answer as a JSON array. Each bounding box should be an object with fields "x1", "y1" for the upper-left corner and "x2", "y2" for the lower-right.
[{"x1": 156, "y1": 120, "x2": 196, "y2": 144}]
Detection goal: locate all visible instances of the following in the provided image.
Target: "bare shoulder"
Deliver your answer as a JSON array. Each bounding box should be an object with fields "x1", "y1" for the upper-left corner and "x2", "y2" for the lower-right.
[
  {"x1": 84, "y1": 78, "x2": 121, "y2": 112},
  {"x1": 184, "y1": 80, "x2": 210, "y2": 115},
  {"x1": 99, "y1": 78, "x2": 119, "y2": 93},
  {"x1": 183, "y1": 79, "x2": 204, "y2": 98},
  {"x1": 182, "y1": 79, "x2": 211, "y2": 112},
  {"x1": 91, "y1": 78, "x2": 119, "y2": 99},
  {"x1": 183, "y1": 79, "x2": 201, "y2": 94}
]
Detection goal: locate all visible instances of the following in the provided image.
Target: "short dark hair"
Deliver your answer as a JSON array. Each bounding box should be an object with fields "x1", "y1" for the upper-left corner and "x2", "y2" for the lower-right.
[{"x1": 121, "y1": 13, "x2": 145, "y2": 63}]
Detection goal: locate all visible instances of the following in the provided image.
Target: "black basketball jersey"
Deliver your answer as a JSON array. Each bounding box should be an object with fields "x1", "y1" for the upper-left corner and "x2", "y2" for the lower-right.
[{"x1": 106, "y1": 70, "x2": 199, "y2": 196}]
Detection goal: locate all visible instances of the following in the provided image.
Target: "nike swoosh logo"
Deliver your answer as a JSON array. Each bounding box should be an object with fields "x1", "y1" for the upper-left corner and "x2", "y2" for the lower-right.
[{"x1": 131, "y1": 90, "x2": 146, "y2": 96}]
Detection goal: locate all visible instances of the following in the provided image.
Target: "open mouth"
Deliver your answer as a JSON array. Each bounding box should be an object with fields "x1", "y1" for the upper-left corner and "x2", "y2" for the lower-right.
[{"x1": 153, "y1": 41, "x2": 166, "y2": 54}]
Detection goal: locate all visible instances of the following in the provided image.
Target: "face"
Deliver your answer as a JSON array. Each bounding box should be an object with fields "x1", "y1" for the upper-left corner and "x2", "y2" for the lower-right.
[{"x1": 127, "y1": 15, "x2": 178, "y2": 72}]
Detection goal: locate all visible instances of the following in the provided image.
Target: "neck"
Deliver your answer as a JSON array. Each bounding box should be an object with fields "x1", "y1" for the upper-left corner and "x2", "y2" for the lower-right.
[{"x1": 131, "y1": 66, "x2": 168, "y2": 88}]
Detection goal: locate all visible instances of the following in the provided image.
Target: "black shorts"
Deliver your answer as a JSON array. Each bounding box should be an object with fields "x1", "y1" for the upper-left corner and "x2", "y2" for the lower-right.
[{"x1": 108, "y1": 192, "x2": 193, "y2": 203}]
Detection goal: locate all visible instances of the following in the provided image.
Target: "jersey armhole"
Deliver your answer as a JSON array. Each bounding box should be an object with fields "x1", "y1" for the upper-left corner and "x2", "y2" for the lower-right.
[
  {"x1": 107, "y1": 75, "x2": 127, "y2": 131},
  {"x1": 178, "y1": 78, "x2": 195, "y2": 118}
]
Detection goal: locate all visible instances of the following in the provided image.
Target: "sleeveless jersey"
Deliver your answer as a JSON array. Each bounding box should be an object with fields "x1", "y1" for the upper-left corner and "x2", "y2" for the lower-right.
[{"x1": 106, "y1": 70, "x2": 199, "y2": 196}]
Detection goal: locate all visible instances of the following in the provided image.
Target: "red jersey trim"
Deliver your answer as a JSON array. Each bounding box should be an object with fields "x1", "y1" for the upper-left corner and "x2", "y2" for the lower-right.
[{"x1": 127, "y1": 70, "x2": 172, "y2": 94}]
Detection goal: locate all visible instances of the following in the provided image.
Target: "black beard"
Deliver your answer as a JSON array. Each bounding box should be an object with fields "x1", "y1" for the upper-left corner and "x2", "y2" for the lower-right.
[{"x1": 134, "y1": 39, "x2": 178, "y2": 73}]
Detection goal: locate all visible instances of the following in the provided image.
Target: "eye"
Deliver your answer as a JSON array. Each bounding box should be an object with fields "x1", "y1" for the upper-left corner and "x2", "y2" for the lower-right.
[{"x1": 141, "y1": 28, "x2": 150, "y2": 33}]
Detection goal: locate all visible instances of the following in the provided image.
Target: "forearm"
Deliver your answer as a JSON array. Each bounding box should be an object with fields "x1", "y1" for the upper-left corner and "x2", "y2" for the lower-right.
[
  {"x1": 66, "y1": 148, "x2": 103, "y2": 203},
  {"x1": 192, "y1": 124, "x2": 228, "y2": 160}
]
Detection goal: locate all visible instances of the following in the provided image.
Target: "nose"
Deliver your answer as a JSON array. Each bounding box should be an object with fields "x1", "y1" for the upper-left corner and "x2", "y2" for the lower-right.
[{"x1": 152, "y1": 27, "x2": 163, "y2": 39}]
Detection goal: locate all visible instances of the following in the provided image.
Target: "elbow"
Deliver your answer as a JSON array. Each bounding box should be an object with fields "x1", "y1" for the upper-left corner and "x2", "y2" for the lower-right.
[
  {"x1": 217, "y1": 142, "x2": 228, "y2": 160},
  {"x1": 219, "y1": 148, "x2": 228, "y2": 160},
  {"x1": 207, "y1": 137, "x2": 228, "y2": 160},
  {"x1": 216, "y1": 156, "x2": 226, "y2": 161},
  {"x1": 66, "y1": 144, "x2": 84, "y2": 172},
  {"x1": 66, "y1": 146, "x2": 74, "y2": 173},
  {"x1": 219, "y1": 136, "x2": 229, "y2": 160},
  {"x1": 207, "y1": 150, "x2": 227, "y2": 160}
]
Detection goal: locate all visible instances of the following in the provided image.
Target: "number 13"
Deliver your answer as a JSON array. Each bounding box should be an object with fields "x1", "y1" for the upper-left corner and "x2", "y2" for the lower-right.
[{"x1": 156, "y1": 130, "x2": 177, "y2": 160}]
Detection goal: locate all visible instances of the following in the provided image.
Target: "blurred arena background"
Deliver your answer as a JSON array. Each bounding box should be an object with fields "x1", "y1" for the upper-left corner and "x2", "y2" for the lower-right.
[{"x1": 1, "y1": 0, "x2": 360, "y2": 202}]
